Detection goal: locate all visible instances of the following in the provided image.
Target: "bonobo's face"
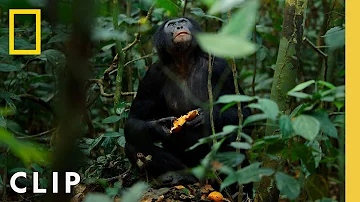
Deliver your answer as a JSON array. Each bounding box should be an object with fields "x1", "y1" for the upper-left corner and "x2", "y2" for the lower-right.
[{"x1": 163, "y1": 18, "x2": 197, "y2": 54}]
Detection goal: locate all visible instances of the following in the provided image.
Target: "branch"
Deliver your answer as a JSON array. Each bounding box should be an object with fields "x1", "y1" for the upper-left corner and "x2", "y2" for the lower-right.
[
  {"x1": 109, "y1": 53, "x2": 156, "y2": 75},
  {"x1": 88, "y1": 79, "x2": 114, "y2": 98},
  {"x1": 104, "y1": 54, "x2": 119, "y2": 81},
  {"x1": 19, "y1": 94, "x2": 56, "y2": 117},
  {"x1": 122, "y1": 4, "x2": 155, "y2": 52},
  {"x1": 303, "y1": 37, "x2": 329, "y2": 80},
  {"x1": 182, "y1": 0, "x2": 188, "y2": 16},
  {"x1": 17, "y1": 128, "x2": 57, "y2": 139}
]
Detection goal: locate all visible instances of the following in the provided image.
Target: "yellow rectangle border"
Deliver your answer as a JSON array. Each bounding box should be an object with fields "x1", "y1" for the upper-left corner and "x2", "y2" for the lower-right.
[{"x1": 9, "y1": 9, "x2": 41, "y2": 55}]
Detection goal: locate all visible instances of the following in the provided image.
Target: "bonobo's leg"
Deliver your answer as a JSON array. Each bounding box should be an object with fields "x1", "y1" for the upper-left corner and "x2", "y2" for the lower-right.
[{"x1": 124, "y1": 142, "x2": 197, "y2": 186}]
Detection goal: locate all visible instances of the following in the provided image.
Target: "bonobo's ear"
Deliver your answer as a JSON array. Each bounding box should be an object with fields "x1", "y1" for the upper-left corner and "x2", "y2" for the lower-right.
[{"x1": 153, "y1": 19, "x2": 171, "y2": 57}]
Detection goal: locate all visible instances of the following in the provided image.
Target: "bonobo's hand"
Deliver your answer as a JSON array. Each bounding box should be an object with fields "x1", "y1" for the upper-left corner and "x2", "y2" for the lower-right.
[
  {"x1": 148, "y1": 117, "x2": 176, "y2": 139},
  {"x1": 185, "y1": 108, "x2": 205, "y2": 128}
]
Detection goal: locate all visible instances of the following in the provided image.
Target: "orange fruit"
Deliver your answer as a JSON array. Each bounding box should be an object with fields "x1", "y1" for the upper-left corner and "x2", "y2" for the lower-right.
[
  {"x1": 207, "y1": 191, "x2": 223, "y2": 202},
  {"x1": 170, "y1": 110, "x2": 199, "y2": 133}
]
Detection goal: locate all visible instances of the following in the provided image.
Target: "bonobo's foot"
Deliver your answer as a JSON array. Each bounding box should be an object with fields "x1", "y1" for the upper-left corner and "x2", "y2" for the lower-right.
[{"x1": 154, "y1": 171, "x2": 198, "y2": 188}]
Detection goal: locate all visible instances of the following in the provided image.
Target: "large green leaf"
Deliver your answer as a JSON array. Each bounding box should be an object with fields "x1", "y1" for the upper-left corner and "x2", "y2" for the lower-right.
[
  {"x1": 83, "y1": 193, "x2": 112, "y2": 202},
  {"x1": 288, "y1": 80, "x2": 315, "y2": 93},
  {"x1": 208, "y1": 0, "x2": 246, "y2": 14},
  {"x1": 196, "y1": 33, "x2": 256, "y2": 58},
  {"x1": 221, "y1": 162, "x2": 274, "y2": 190},
  {"x1": 190, "y1": 8, "x2": 225, "y2": 22},
  {"x1": 215, "y1": 152, "x2": 245, "y2": 167},
  {"x1": 0, "y1": 64, "x2": 20, "y2": 72},
  {"x1": 102, "y1": 115, "x2": 121, "y2": 124},
  {"x1": 216, "y1": 94, "x2": 256, "y2": 104},
  {"x1": 258, "y1": 98, "x2": 279, "y2": 120},
  {"x1": 275, "y1": 172, "x2": 300, "y2": 200},
  {"x1": 292, "y1": 115, "x2": 320, "y2": 141},
  {"x1": 35, "y1": 49, "x2": 66, "y2": 68},
  {"x1": 311, "y1": 110, "x2": 338, "y2": 139},
  {"x1": 279, "y1": 115, "x2": 294, "y2": 139},
  {"x1": 219, "y1": 0, "x2": 260, "y2": 39},
  {"x1": 243, "y1": 113, "x2": 267, "y2": 126},
  {"x1": 156, "y1": 0, "x2": 179, "y2": 16},
  {"x1": 230, "y1": 142, "x2": 252, "y2": 150},
  {"x1": 323, "y1": 26, "x2": 345, "y2": 49},
  {"x1": 0, "y1": 128, "x2": 50, "y2": 165}
]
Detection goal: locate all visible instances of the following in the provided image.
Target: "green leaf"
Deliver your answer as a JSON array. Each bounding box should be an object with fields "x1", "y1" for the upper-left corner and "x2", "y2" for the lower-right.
[
  {"x1": 292, "y1": 115, "x2": 320, "y2": 141},
  {"x1": 208, "y1": 0, "x2": 246, "y2": 14},
  {"x1": 188, "y1": 125, "x2": 238, "y2": 150},
  {"x1": 196, "y1": 33, "x2": 256, "y2": 58},
  {"x1": 288, "y1": 80, "x2": 315, "y2": 93},
  {"x1": 220, "y1": 102, "x2": 237, "y2": 113},
  {"x1": 216, "y1": 94, "x2": 256, "y2": 104},
  {"x1": 317, "y1": 80, "x2": 335, "y2": 89},
  {"x1": 230, "y1": 142, "x2": 252, "y2": 150},
  {"x1": 102, "y1": 116, "x2": 121, "y2": 124},
  {"x1": 279, "y1": 115, "x2": 294, "y2": 139},
  {"x1": 306, "y1": 141, "x2": 322, "y2": 169},
  {"x1": 14, "y1": 37, "x2": 35, "y2": 50},
  {"x1": 121, "y1": 182, "x2": 149, "y2": 202},
  {"x1": 288, "y1": 91, "x2": 312, "y2": 99},
  {"x1": 156, "y1": 0, "x2": 179, "y2": 16},
  {"x1": 219, "y1": 0, "x2": 260, "y2": 39},
  {"x1": 221, "y1": 162, "x2": 274, "y2": 190},
  {"x1": 215, "y1": 152, "x2": 245, "y2": 167},
  {"x1": 48, "y1": 33, "x2": 71, "y2": 43},
  {"x1": 258, "y1": 98, "x2": 279, "y2": 120},
  {"x1": 243, "y1": 114, "x2": 267, "y2": 126},
  {"x1": 0, "y1": 128, "x2": 50, "y2": 165},
  {"x1": 311, "y1": 110, "x2": 338, "y2": 139},
  {"x1": 35, "y1": 49, "x2": 66, "y2": 68},
  {"x1": 190, "y1": 8, "x2": 225, "y2": 22},
  {"x1": 83, "y1": 193, "x2": 112, "y2": 202},
  {"x1": 104, "y1": 132, "x2": 123, "y2": 138},
  {"x1": 31, "y1": 163, "x2": 44, "y2": 174},
  {"x1": 323, "y1": 26, "x2": 345, "y2": 49},
  {"x1": 92, "y1": 28, "x2": 128, "y2": 41},
  {"x1": 275, "y1": 172, "x2": 300, "y2": 200},
  {"x1": 117, "y1": 136, "x2": 126, "y2": 147},
  {"x1": 0, "y1": 91, "x2": 21, "y2": 101},
  {"x1": 192, "y1": 165, "x2": 206, "y2": 179},
  {"x1": 0, "y1": 64, "x2": 20, "y2": 72}
]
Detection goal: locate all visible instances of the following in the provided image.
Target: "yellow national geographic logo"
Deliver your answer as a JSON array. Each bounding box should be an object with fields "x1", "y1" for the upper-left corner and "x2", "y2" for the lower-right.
[{"x1": 9, "y1": 9, "x2": 41, "y2": 55}]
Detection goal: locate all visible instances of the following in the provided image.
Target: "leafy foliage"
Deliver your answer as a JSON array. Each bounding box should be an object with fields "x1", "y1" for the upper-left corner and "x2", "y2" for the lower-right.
[{"x1": 0, "y1": 0, "x2": 345, "y2": 201}]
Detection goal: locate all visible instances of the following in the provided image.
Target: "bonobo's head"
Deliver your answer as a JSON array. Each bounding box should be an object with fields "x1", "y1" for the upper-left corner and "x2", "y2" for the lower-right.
[{"x1": 154, "y1": 17, "x2": 203, "y2": 63}]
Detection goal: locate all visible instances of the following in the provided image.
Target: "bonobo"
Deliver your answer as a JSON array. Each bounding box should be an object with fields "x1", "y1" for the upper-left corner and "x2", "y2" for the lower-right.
[{"x1": 124, "y1": 18, "x2": 253, "y2": 197}]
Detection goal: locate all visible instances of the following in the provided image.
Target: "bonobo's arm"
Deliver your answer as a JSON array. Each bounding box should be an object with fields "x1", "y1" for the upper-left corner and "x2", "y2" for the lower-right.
[
  {"x1": 211, "y1": 58, "x2": 252, "y2": 132},
  {"x1": 125, "y1": 63, "x2": 171, "y2": 148}
]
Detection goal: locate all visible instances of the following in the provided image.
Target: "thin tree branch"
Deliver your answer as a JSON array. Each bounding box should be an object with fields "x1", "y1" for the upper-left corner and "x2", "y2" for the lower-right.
[
  {"x1": 17, "y1": 128, "x2": 57, "y2": 139},
  {"x1": 182, "y1": 0, "x2": 188, "y2": 16},
  {"x1": 122, "y1": 4, "x2": 155, "y2": 52},
  {"x1": 19, "y1": 94, "x2": 56, "y2": 117},
  {"x1": 303, "y1": 36, "x2": 329, "y2": 80}
]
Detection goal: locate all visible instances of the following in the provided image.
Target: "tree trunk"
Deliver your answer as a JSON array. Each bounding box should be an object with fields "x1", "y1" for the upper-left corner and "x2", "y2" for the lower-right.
[{"x1": 254, "y1": 1, "x2": 307, "y2": 201}]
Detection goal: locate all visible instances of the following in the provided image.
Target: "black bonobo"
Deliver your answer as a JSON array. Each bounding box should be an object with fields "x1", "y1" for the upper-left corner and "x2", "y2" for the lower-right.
[{"x1": 124, "y1": 18, "x2": 253, "y2": 198}]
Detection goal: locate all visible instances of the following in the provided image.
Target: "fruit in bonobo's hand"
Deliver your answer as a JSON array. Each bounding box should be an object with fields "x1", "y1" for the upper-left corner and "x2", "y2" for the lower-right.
[
  {"x1": 208, "y1": 191, "x2": 223, "y2": 202},
  {"x1": 170, "y1": 110, "x2": 199, "y2": 133}
]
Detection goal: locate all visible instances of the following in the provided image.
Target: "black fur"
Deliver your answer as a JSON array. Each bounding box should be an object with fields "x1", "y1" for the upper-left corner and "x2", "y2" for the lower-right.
[{"x1": 124, "y1": 17, "x2": 253, "y2": 198}]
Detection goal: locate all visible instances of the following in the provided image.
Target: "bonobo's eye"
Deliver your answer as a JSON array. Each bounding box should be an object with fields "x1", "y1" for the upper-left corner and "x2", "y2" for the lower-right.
[
  {"x1": 167, "y1": 22, "x2": 175, "y2": 27},
  {"x1": 180, "y1": 19, "x2": 186, "y2": 23}
]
